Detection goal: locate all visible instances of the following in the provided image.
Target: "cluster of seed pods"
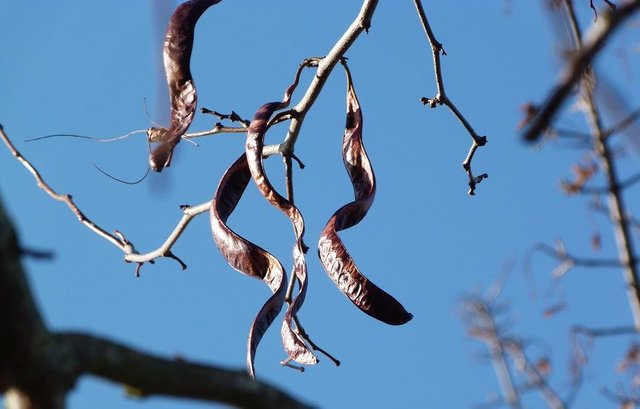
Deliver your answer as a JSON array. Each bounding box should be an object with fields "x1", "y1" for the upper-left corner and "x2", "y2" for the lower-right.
[{"x1": 155, "y1": 0, "x2": 411, "y2": 377}]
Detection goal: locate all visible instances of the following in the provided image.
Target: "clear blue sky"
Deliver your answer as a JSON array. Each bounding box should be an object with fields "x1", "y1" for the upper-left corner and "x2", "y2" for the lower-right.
[{"x1": 1, "y1": 1, "x2": 639, "y2": 408}]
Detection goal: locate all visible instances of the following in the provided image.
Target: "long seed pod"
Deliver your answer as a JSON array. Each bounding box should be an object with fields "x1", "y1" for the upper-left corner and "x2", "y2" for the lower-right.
[
  {"x1": 149, "y1": 0, "x2": 221, "y2": 172},
  {"x1": 318, "y1": 64, "x2": 413, "y2": 326},
  {"x1": 245, "y1": 61, "x2": 318, "y2": 365},
  {"x1": 210, "y1": 153, "x2": 286, "y2": 378}
]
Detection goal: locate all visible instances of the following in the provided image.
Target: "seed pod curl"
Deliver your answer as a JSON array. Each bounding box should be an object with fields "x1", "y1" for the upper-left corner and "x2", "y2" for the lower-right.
[
  {"x1": 150, "y1": 0, "x2": 221, "y2": 171},
  {"x1": 245, "y1": 62, "x2": 318, "y2": 365},
  {"x1": 318, "y1": 64, "x2": 413, "y2": 326},
  {"x1": 210, "y1": 153, "x2": 286, "y2": 378}
]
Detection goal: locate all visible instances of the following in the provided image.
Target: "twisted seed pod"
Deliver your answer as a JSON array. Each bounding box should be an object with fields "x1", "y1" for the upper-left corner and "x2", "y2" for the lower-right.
[
  {"x1": 210, "y1": 153, "x2": 286, "y2": 378},
  {"x1": 150, "y1": 0, "x2": 221, "y2": 171},
  {"x1": 245, "y1": 62, "x2": 318, "y2": 365},
  {"x1": 318, "y1": 64, "x2": 413, "y2": 326}
]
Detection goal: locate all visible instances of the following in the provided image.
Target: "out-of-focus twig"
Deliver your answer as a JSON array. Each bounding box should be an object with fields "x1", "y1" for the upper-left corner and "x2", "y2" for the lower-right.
[{"x1": 522, "y1": 0, "x2": 640, "y2": 142}]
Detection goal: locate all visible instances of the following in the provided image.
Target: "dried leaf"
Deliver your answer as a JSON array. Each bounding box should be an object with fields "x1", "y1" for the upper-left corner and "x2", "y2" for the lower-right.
[
  {"x1": 618, "y1": 343, "x2": 640, "y2": 372},
  {"x1": 536, "y1": 357, "x2": 552, "y2": 376},
  {"x1": 318, "y1": 64, "x2": 412, "y2": 326},
  {"x1": 244, "y1": 61, "x2": 318, "y2": 365},
  {"x1": 150, "y1": 0, "x2": 221, "y2": 171},
  {"x1": 210, "y1": 153, "x2": 286, "y2": 378}
]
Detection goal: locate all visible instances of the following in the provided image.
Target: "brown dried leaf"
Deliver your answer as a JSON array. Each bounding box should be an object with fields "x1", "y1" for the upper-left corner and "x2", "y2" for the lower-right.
[
  {"x1": 318, "y1": 64, "x2": 412, "y2": 326},
  {"x1": 618, "y1": 343, "x2": 640, "y2": 373},
  {"x1": 150, "y1": 0, "x2": 221, "y2": 171},
  {"x1": 210, "y1": 153, "x2": 286, "y2": 378},
  {"x1": 536, "y1": 357, "x2": 552, "y2": 377},
  {"x1": 561, "y1": 158, "x2": 598, "y2": 195}
]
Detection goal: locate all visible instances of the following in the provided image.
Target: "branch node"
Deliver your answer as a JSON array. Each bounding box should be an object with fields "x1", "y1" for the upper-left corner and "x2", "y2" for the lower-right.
[
  {"x1": 291, "y1": 153, "x2": 306, "y2": 169},
  {"x1": 164, "y1": 251, "x2": 187, "y2": 270}
]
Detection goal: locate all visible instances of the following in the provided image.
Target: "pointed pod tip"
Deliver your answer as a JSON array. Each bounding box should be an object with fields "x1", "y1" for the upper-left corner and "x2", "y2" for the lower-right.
[{"x1": 386, "y1": 311, "x2": 413, "y2": 326}]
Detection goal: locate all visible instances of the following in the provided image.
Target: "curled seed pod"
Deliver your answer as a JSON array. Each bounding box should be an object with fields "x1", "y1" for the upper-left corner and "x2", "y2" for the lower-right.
[
  {"x1": 150, "y1": 0, "x2": 221, "y2": 172},
  {"x1": 280, "y1": 245, "x2": 318, "y2": 365},
  {"x1": 318, "y1": 64, "x2": 413, "y2": 326},
  {"x1": 210, "y1": 153, "x2": 286, "y2": 378},
  {"x1": 245, "y1": 61, "x2": 318, "y2": 365}
]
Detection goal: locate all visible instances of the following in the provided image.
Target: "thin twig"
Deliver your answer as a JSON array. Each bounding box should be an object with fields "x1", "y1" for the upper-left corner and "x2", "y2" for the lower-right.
[
  {"x1": 464, "y1": 297, "x2": 523, "y2": 409},
  {"x1": 573, "y1": 325, "x2": 638, "y2": 337},
  {"x1": 506, "y1": 341, "x2": 566, "y2": 409},
  {"x1": 0, "y1": 125, "x2": 132, "y2": 254},
  {"x1": 533, "y1": 242, "x2": 621, "y2": 277},
  {"x1": 413, "y1": 0, "x2": 488, "y2": 195},
  {"x1": 0, "y1": 124, "x2": 212, "y2": 275},
  {"x1": 124, "y1": 201, "x2": 211, "y2": 267},
  {"x1": 604, "y1": 106, "x2": 640, "y2": 138}
]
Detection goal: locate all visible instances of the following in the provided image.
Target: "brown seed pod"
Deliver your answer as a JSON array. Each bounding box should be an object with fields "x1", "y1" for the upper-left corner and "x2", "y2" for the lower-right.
[
  {"x1": 150, "y1": 0, "x2": 221, "y2": 171},
  {"x1": 245, "y1": 61, "x2": 318, "y2": 365},
  {"x1": 210, "y1": 153, "x2": 286, "y2": 378},
  {"x1": 318, "y1": 63, "x2": 413, "y2": 326}
]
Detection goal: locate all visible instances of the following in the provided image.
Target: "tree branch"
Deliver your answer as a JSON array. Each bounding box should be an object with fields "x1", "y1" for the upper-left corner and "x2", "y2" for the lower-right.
[
  {"x1": 521, "y1": 0, "x2": 640, "y2": 142},
  {"x1": 57, "y1": 332, "x2": 313, "y2": 409},
  {"x1": 0, "y1": 125, "x2": 131, "y2": 255},
  {"x1": 412, "y1": 0, "x2": 488, "y2": 195},
  {"x1": 0, "y1": 177, "x2": 312, "y2": 408},
  {"x1": 277, "y1": 0, "x2": 379, "y2": 157}
]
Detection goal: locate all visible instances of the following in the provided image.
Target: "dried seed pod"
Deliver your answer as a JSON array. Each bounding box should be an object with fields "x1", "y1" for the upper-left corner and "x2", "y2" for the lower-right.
[
  {"x1": 245, "y1": 61, "x2": 318, "y2": 365},
  {"x1": 318, "y1": 64, "x2": 413, "y2": 326},
  {"x1": 150, "y1": 0, "x2": 221, "y2": 171},
  {"x1": 210, "y1": 153, "x2": 286, "y2": 378},
  {"x1": 280, "y1": 245, "x2": 318, "y2": 366}
]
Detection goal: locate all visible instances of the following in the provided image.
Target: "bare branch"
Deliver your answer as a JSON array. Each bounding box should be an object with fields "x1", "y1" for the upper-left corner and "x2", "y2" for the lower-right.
[
  {"x1": 522, "y1": 0, "x2": 640, "y2": 142},
  {"x1": 57, "y1": 332, "x2": 313, "y2": 409},
  {"x1": 573, "y1": 325, "x2": 638, "y2": 337},
  {"x1": 604, "y1": 107, "x2": 640, "y2": 138},
  {"x1": 506, "y1": 341, "x2": 566, "y2": 409},
  {"x1": 413, "y1": 0, "x2": 488, "y2": 195},
  {"x1": 1, "y1": 189, "x2": 310, "y2": 408},
  {"x1": 463, "y1": 296, "x2": 523, "y2": 408},
  {"x1": 532, "y1": 242, "x2": 621, "y2": 277},
  {"x1": 124, "y1": 201, "x2": 211, "y2": 267},
  {"x1": 278, "y1": 0, "x2": 379, "y2": 156},
  {"x1": 0, "y1": 125, "x2": 131, "y2": 254}
]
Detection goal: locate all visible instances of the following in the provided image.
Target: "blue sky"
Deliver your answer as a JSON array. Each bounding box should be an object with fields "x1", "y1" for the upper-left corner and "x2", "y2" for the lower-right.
[{"x1": 2, "y1": 1, "x2": 640, "y2": 408}]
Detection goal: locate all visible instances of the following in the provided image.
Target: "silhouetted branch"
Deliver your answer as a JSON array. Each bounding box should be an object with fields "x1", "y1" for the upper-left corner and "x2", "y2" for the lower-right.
[
  {"x1": 0, "y1": 177, "x2": 312, "y2": 409},
  {"x1": 57, "y1": 332, "x2": 313, "y2": 409},
  {"x1": 522, "y1": 0, "x2": 640, "y2": 142}
]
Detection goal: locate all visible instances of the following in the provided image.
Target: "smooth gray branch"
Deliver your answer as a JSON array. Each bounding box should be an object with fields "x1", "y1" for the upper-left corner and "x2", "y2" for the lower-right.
[{"x1": 279, "y1": 0, "x2": 379, "y2": 156}]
